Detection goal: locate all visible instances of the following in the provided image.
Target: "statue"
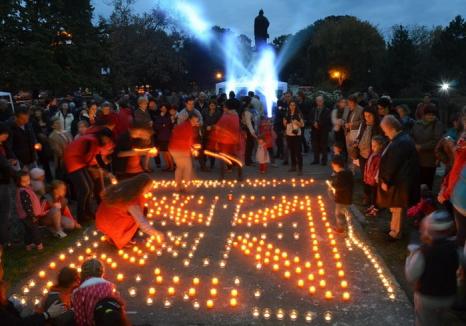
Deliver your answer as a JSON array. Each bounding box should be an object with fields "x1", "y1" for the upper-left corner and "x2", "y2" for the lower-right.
[{"x1": 254, "y1": 9, "x2": 269, "y2": 50}]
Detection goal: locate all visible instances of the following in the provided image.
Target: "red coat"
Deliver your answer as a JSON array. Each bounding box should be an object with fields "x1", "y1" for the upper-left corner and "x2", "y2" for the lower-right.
[
  {"x1": 114, "y1": 108, "x2": 133, "y2": 139},
  {"x1": 168, "y1": 121, "x2": 196, "y2": 152},
  {"x1": 258, "y1": 120, "x2": 275, "y2": 149},
  {"x1": 363, "y1": 152, "x2": 382, "y2": 186},
  {"x1": 64, "y1": 135, "x2": 103, "y2": 173},
  {"x1": 211, "y1": 112, "x2": 240, "y2": 146},
  {"x1": 95, "y1": 196, "x2": 144, "y2": 249}
]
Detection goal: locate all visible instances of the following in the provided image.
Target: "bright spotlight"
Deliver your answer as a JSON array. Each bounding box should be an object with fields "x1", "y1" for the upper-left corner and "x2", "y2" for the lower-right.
[{"x1": 440, "y1": 82, "x2": 450, "y2": 92}]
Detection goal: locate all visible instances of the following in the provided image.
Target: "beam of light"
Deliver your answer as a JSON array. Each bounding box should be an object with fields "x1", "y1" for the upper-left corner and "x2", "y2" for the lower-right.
[
  {"x1": 440, "y1": 82, "x2": 450, "y2": 92},
  {"x1": 204, "y1": 150, "x2": 233, "y2": 165},
  {"x1": 161, "y1": 1, "x2": 212, "y2": 43}
]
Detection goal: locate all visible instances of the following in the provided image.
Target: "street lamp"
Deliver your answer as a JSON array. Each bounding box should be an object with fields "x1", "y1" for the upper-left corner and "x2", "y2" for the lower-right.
[
  {"x1": 215, "y1": 72, "x2": 223, "y2": 80},
  {"x1": 329, "y1": 69, "x2": 346, "y2": 88}
]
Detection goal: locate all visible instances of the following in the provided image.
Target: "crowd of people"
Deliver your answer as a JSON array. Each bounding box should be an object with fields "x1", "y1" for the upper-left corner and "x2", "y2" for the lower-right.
[{"x1": 0, "y1": 87, "x2": 465, "y2": 325}]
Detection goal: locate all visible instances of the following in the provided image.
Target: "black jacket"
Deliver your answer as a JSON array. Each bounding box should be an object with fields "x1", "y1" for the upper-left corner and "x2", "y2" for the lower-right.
[
  {"x1": 310, "y1": 107, "x2": 331, "y2": 133},
  {"x1": 6, "y1": 120, "x2": 37, "y2": 165},
  {"x1": 377, "y1": 132, "x2": 420, "y2": 208},
  {"x1": 332, "y1": 170, "x2": 354, "y2": 205}
]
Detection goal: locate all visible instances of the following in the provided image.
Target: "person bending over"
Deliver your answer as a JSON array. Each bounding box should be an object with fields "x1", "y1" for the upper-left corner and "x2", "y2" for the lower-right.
[{"x1": 95, "y1": 173, "x2": 165, "y2": 249}]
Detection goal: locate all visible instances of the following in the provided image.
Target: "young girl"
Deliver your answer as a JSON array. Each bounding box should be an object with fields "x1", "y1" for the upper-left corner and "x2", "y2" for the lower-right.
[
  {"x1": 16, "y1": 171, "x2": 45, "y2": 250},
  {"x1": 44, "y1": 180, "x2": 81, "y2": 232},
  {"x1": 363, "y1": 135, "x2": 385, "y2": 217},
  {"x1": 16, "y1": 172, "x2": 68, "y2": 244},
  {"x1": 258, "y1": 117, "x2": 276, "y2": 167},
  {"x1": 255, "y1": 137, "x2": 270, "y2": 174},
  {"x1": 96, "y1": 173, "x2": 165, "y2": 249}
]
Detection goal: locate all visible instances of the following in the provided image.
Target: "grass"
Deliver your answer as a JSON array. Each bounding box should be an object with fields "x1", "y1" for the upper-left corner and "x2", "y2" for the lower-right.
[{"x1": 3, "y1": 228, "x2": 85, "y2": 286}]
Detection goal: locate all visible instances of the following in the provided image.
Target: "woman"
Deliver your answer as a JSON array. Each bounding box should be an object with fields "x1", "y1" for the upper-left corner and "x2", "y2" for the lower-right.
[
  {"x1": 49, "y1": 117, "x2": 72, "y2": 179},
  {"x1": 168, "y1": 115, "x2": 200, "y2": 192},
  {"x1": 283, "y1": 100, "x2": 304, "y2": 175},
  {"x1": 331, "y1": 98, "x2": 349, "y2": 154},
  {"x1": 202, "y1": 100, "x2": 221, "y2": 169},
  {"x1": 396, "y1": 104, "x2": 414, "y2": 132},
  {"x1": 64, "y1": 128, "x2": 114, "y2": 223},
  {"x1": 153, "y1": 103, "x2": 175, "y2": 171},
  {"x1": 53, "y1": 102, "x2": 74, "y2": 134},
  {"x1": 354, "y1": 106, "x2": 382, "y2": 175},
  {"x1": 95, "y1": 174, "x2": 164, "y2": 249},
  {"x1": 411, "y1": 104, "x2": 443, "y2": 189}
]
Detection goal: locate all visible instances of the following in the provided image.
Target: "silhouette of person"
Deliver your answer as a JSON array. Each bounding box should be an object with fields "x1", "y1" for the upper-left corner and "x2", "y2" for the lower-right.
[{"x1": 254, "y1": 9, "x2": 269, "y2": 50}]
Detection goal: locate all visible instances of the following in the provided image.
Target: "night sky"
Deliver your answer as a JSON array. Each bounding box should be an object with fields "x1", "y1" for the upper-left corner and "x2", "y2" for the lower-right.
[{"x1": 92, "y1": 0, "x2": 465, "y2": 38}]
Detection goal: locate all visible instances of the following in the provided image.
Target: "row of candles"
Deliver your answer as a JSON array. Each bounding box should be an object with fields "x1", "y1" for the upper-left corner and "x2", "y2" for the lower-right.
[{"x1": 151, "y1": 178, "x2": 316, "y2": 190}]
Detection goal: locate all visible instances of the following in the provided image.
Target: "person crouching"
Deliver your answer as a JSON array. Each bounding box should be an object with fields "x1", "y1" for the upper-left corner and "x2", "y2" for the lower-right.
[{"x1": 405, "y1": 210, "x2": 459, "y2": 326}]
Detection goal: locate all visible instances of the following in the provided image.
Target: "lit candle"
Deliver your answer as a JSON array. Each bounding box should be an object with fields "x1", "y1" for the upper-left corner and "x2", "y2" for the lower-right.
[
  {"x1": 342, "y1": 292, "x2": 350, "y2": 301},
  {"x1": 229, "y1": 298, "x2": 237, "y2": 307},
  {"x1": 116, "y1": 273, "x2": 124, "y2": 282},
  {"x1": 206, "y1": 299, "x2": 214, "y2": 308}
]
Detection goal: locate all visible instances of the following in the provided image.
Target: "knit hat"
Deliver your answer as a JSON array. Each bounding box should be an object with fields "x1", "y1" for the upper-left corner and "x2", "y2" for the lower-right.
[
  {"x1": 423, "y1": 210, "x2": 454, "y2": 232},
  {"x1": 81, "y1": 258, "x2": 104, "y2": 280},
  {"x1": 29, "y1": 168, "x2": 45, "y2": 180}
]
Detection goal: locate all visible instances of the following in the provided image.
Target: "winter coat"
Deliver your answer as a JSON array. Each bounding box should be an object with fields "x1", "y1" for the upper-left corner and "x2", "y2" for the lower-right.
[
  {"x1": 411, "y1": 119, "x2": 443, "y2": 167},
  {"x1": 377, "y1": 132, "x2": 420, "y2": 208}
]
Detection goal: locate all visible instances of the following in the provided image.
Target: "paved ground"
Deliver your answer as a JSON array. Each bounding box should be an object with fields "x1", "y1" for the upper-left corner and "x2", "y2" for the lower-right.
[{"x1": 15, "y1": 161, "x2": 414, "y2": 325}]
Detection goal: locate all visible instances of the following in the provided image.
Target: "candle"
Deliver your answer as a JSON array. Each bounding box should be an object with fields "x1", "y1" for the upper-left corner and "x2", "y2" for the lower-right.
[
  {"x1": 188, "y1": 288, "x2": 196, "y2": 296},
  {"x1": 128, "y1": 287, "x2": 136, "y2": 297},
  {"x1": 229, "y1": 298, "x2": 237, "y2": 307},
  {"x1": 193, "y1": 301, "x2": 200, "y2": 310},
  {"x1": 210, "y1": 288, "x2": 217, "y2": 297},
  {"x1": 148, "y1": 287, "x2": 156, "y2": 295},
  {"x1": 193, "y1": 277, "x2": 200, "y2": 285},
  {"x1": 342, "y1": 292, "x2": 350, "y2": 301},
  {"x1": 276, "y1": 308, "x2": 284, "y2": 320},
  {"x1": 290, "y1": 310, "x2": 298, "y2": 321},
  {"x1": 49, "y1": 262, "x2": 56, "y2": 269},
  {"x1": 167, "y1": 287, "x2": 175, "y2": 296},
  {"x1": 252, "y1": 307, "x2": 260, "y2": 319},
  {"x1": 325, "y1": 290, "x2": 333, "y2": 299},
  {"x1": 206, "y1": 299, "x2": 214, "y2": 308},
  {"x1": 116, "y1": 273, "x2": 124, "y2": 282},
  {"x1": 146, "y1": 297, "x2": 153, "y2": 306},
  {"x1": 309, "y1": 286, "x2": 316, "y2": 295},
  {"x1": 38, "y1": 271, "x2": 46, "y2": 278},
  {"x1": 231, "y1": 289, "x2": 238, "y2": 297}
]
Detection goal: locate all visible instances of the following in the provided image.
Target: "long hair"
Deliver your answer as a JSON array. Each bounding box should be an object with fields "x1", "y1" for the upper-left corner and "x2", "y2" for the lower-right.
[{"x1": 102, "y1": 173, "x2": 153, "y2": 205}]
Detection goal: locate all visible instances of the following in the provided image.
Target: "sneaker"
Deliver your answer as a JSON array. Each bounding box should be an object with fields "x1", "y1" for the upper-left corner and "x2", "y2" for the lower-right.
[{"x1": 55, "y1": 230, "x2": 68, "y2": 239}]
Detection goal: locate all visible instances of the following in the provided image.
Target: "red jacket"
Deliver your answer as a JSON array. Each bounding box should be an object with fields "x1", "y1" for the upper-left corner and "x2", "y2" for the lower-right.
[
  {"x1": 442, "y1": 134, "x2": 466, "y2": 199},
  {"x1": 363, "y1": 152, "x2": 381, "y2": 186},
  {"x1": 258, "y1": 120, "x2": 275, "y2": 149},
  {"x1": 211, "y1": 112, "x2": 240, "y2": 146},
  {"x1": 64, "y1": 135, "x2": 102, "y2": 173},
  {"x1": 114, "y1": 107, "x2": 133, "y2": 139},
  {"x1": 168, "y1": 121, "x2": 197, "y2": 152}
]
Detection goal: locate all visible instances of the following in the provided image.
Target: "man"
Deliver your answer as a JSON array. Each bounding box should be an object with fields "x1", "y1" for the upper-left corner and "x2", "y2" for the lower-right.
[
  {"x1": 331, "y1": 97, "x2": 349, "y2": 152},
  {"x1": 134, "y1": 97, "x2": 152, "y2": 128},
  {"x1": 6, "y1": 107, "x2": 40, "y2": 169},
  {"x1": 169, "y1": 115, "x2": 200, "y2": 192},
  {"x1": 254, "y1": 9, "x2": 269, "y2": 50},
  {"x1": 345, "y1": 94, "x2": 364, "y2": 148},
  {"x1": 177, "y1": 97, "x2": 203, "y2": 125},
  {"x1": 195, "y1": 92, "x2": 208, "y2": 115},
  {"x1": 274, "y1": 91, "x2": 292, "y2": 162},
  {"x1": 310, "y1": 96, "x2": 331, "y2": 165},
  {"x1": 297, "y1": 91, "x2": 311, "y2": 153},
  {"x1": 378, "y1": 115, "x2": 419, "y2": 240}
]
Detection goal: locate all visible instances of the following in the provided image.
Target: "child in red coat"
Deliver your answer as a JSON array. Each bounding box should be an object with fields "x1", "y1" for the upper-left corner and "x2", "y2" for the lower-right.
[
  {"x1": 363, "y1": 135, "x2": 385, "y2": 217},
  {"x1": 258, "y1": 117, "x2": 276, "y2": 166}
]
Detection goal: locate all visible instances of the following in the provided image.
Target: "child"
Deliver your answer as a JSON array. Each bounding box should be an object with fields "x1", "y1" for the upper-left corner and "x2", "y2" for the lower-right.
[
  {"x1": 255, "y1": 137, "x2": 270, "y2": 174},
  {"x1": 44, "y1": 180, "x2": 81, "y2": 232},
  {"x1": 72, "y1": 259, "x2": 125, "y2": 326},
  {"x1": 15, "y1": 171, "x2": 44, "y2": 250},
  {"x1": 405, "y1": 210, "x2": 458, "y2": 326},
  {"x1": 332, "y1": 142, "x2": 347, "y2": 163},
  {"x1": 258, "y1": 117, "x2": 277, "y2": 167},
  {"x1": 41, "y1": 266, "x2": 79, "y2": 326},
  {"x1": 363, "y1": 135, "x2": 385, "y2": 217},
  {"x1": 407, "y1": 184, "x2": 437, "y2": 228},
  {"x1": 330, "y1": 155, "x2": 354, "y2": 233},
  {"x1": 29, "y1": 167, "x2": 46, "y2": 196}
]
